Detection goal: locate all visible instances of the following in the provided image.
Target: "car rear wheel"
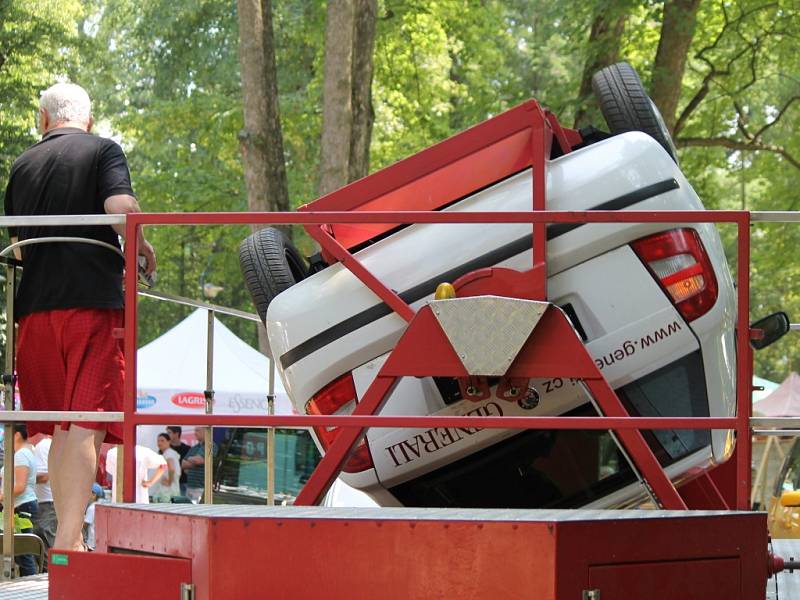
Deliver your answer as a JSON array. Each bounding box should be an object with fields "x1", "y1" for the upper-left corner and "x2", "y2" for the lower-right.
[
  {"x1": 591, "y1": 61, "x2": 678, "y2": 162},
  {"x1": 239, "y1": 227, "x2": 309, "y2": 324}
]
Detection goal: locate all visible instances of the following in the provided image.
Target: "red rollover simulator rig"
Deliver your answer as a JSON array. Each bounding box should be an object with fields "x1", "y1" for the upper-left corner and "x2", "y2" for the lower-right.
[{"x1": 45, "y1": 97, "x2": 789, "y2": 599}]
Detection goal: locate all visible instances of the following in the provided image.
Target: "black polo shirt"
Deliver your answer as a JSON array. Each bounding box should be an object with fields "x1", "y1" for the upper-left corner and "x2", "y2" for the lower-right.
[{"x1": 4, "y1": 128, "x2": 134, "y2": 319}]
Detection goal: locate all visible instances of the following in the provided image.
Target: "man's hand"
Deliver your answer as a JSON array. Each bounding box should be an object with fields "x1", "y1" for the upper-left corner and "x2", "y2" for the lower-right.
[
  {"x1": 182, "y1": 455, "x2": 204, "y2": 470},
  {"x1": 139, "y1": 240, "x2": 156, "y2": 275}
]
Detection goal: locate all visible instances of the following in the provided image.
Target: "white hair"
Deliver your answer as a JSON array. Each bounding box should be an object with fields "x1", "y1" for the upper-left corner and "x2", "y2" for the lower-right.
[{"x1": 39, "y1": 82, "x2": 92, "y2": 125}]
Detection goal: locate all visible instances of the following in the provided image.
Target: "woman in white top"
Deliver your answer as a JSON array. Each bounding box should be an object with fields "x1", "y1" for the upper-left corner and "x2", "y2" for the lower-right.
[
  {"x1": 0, "y1": 424, "x2": 39, "y2": 575},
  {"x1": 152, "y1": 432, "x2": 182, "y2": 502}
]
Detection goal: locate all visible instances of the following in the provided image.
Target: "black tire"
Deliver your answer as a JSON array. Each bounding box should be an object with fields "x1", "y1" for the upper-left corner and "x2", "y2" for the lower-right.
[
  {"x1": 591, "y1": 62, "x2": 678, "y2": 162},
  {"x1": 239, "y1": 227, "x2": 309, "y2": 324}
]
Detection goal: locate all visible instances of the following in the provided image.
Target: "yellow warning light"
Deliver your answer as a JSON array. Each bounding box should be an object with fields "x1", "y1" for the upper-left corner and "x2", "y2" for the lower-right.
[
  {"x1": 666, "y1": 275, "x2": 704, "y2": 303},
  {"x1": 435, "y1": 283, "x2": 456, "y2": 300},
  {"x1": 780, "y1": 490, "x2": 800, "y2": 507}
]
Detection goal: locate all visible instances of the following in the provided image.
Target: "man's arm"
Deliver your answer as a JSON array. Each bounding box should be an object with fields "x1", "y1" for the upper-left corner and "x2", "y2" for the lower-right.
[
  {"x1": 9, "y1": 237, "x2": 21, "y2": 261},
  {"x1": 103, "y1": 194, "x2": 156, "y2": 274},
  {"x1": 182, "y1": 455, "x2": 204, "y2": 470}
]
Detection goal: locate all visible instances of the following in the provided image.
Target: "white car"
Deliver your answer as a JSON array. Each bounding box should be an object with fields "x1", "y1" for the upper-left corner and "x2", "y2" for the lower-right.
[{"x1": 240, "y1": 64, "x2": 755, "y2": 508}]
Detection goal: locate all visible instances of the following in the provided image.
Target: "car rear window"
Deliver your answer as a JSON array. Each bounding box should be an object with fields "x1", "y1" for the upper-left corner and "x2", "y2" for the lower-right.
[
  {"x1": 616, "y1": 350, "x2": 711, "y2": 466},
  {"x1": 390, "y1": 404, "x2": 638, "y2": 509},
  {"x1": 390, "y1": 351, "x2": 710, "y2": 508}
]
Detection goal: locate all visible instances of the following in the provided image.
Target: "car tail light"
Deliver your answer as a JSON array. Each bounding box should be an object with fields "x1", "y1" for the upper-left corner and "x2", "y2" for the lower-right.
[
  {"x1": 306, "y1": 373, "x2": 374, "y2": 473},
  {"x1": 631, "y1": 228, "x2": 718, "y2": 322}
]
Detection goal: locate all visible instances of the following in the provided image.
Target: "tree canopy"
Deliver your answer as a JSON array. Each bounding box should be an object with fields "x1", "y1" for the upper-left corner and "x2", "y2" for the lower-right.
[{"x1": 1, "y1": 0, "x2": 799, "y2": 380}]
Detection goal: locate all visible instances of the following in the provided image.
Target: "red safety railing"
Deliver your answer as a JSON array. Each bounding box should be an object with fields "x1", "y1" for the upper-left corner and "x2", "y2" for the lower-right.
[{"x1": 120, "y1": 208, "x2": 753, "y2": 510}]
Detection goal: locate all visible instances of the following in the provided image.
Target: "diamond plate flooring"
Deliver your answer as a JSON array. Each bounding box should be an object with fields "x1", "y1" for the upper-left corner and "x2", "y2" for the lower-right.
[{"x1": 0, "y1": 573, "x2": 47, "y2": 599}]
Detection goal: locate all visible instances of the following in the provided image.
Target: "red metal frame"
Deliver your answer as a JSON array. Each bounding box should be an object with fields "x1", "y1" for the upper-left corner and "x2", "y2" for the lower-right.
[
  {"x1": 293, "y1": 304, "x2": 687, "y2": 508},
  {"x1": 119, "y1": 99, "x2": 753, "y2": 512},
  {"x1": 122, "y1": 208, "x2": 753, "y2": 510}
]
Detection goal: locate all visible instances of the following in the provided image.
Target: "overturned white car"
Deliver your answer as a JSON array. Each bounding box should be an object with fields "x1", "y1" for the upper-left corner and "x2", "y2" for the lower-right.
[{"x1": 240, "y1": 63, "x2": 776, "y2": 508}]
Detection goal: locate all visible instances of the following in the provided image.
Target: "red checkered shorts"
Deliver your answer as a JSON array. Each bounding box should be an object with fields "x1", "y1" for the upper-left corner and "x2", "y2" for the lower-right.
[{"x1": 17, "y1": 308, "x2": 124, "y2": 443}]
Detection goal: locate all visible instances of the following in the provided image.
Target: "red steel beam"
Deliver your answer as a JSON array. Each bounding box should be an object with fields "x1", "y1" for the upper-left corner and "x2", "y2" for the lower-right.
[
  {"x1": 127, "y1": 413, "x2": 740, "y2": 429},
  {"x1": 586, "y1": 377, "x2": 686, "y2": 509},
  {"x1": 295, "y1": 375, "x2": 399, "y2": 505},
  {"x1": 125, "y1": 210, "x2": 748, "y2": 226},
  {"x1": 307, "y1": 224, "x2": 415, "y2": 323},
  {"x1": 122, "y1": 218, "x2": 139, "y2": 503},
  {"x1": 530, "y1": 103, "x2": 548, "y2": 300},
  {"x1": 735, "y1": 216, "x2": 752, "y2": 509}
]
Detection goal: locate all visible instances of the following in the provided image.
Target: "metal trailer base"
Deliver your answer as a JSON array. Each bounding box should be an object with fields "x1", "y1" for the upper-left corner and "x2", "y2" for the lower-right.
[{"x1": 42, "y1": 504, "x2": 769, "y2": 600}]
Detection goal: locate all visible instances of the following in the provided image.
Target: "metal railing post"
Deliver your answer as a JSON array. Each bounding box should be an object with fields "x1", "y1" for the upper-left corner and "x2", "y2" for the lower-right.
[
  {"x1": 204, "y1": 309, "x2": 214, "y2": 504},
  {"x1": 267, "y1": 356, "x2": 275, "y2": 506},
  {"x1": 2, "y1": 264, "x2": 16, "y2": 580},
  {"x1": 736, "y1": 216, "x2": 753, "y2": 510},
  {"x1": 123, "y1": 216, "x2": 140, "y2": 502}
]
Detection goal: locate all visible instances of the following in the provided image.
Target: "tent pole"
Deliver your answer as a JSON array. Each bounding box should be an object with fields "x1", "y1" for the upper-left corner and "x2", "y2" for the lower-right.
[{"x1": 204, "y1": 309, "x2": 214, "y2": 504}]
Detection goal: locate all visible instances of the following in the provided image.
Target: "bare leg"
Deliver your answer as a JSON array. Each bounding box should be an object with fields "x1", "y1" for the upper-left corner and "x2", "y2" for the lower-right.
[
  {"x1": 49, "y1": 428, "x2": 68, "y2": 523},
  {"x1": 52, "y1": 425, "x2": 105, "y2": 551}
]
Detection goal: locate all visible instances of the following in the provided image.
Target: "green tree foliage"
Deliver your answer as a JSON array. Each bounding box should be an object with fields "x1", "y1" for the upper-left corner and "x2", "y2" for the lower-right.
[
  {"x1": 2, "y1": 0, "x2": 800, "y2": 381},
  {"x1": 0, "y1": 0, "x2": 86, "y2": 196}
]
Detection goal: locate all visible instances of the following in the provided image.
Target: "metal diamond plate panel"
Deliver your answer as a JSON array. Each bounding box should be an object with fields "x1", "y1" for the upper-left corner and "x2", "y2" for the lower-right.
[
  {"x1": 106, "y1": 503, "x2": 753, "y2": 522},
  {"x1": 430, "y1": 297, "x2": 547, "y2": 376}
]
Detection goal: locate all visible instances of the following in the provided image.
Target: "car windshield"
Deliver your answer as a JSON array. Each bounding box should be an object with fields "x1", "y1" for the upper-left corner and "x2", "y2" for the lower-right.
[{"x1": 390, "y1": 350, "x2": 711, "y2": 508}]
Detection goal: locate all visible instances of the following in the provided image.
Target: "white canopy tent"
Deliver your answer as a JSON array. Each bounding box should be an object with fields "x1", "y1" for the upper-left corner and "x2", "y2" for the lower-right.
[
  {"x1": 135, "y1": 308, "x2": 294, "y2": 448},
  {"x1": 751, "y1": 373, "x2": 798, "y2": 508}
]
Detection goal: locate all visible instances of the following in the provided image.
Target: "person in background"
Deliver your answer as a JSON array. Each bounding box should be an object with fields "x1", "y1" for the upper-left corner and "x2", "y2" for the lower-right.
[
  {"x1": 151, "y1": 433, "x2": 181, "y2": 502},
  {"x1": 104, "y1": 445, "x2": 166, "y2": 503},
  {"x1": 166, "y1": 426, "x2": 190, "y2": 496},
  {"x1": 83, "y1": 483, "x2": 104, "y2": 551},
  {"x1": 32, "y1": 435, "x2": 56, "y2": 570},
  {"x1": 0, "y1": 424, "x2": 39, "y2": 576},
  {"x1": 182, "y1": 427, "x2": 217, "y2": 503}
]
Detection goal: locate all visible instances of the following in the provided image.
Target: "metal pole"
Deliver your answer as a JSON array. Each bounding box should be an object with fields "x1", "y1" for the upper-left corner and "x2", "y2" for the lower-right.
[
  {"x1": 204, "y1": 309, "x2": 214, "y2": 504},
  {"x1": 736, "y1": 216, "x2": 753, "y2": 509},
  {"x1": 2, "y1": 264, "x2": 16, "y2": 579},
  {"x1": 122, "y1": 217, "x2": 139, "y2": 502},
  {"x1": 267, "y1": 356, "x2": 275, "y2": 506},
  {"x1": 114, "y1": 445, "x2": 124, "y2": 503}
]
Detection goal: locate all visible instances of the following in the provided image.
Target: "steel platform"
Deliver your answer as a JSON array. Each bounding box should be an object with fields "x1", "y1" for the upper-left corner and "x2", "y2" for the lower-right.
[
  {"x1": 38, "y1": 504, "x2": 773, "y2": 599},
  {"x1": 3, "y1": 512, "x2": 798, "y2": 599}
]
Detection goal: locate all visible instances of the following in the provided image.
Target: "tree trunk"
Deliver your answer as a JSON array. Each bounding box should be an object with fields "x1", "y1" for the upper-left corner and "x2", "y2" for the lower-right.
[
  {"x1": 573, "y1": 5, "x2": 628, "y2": 129},
  {"x1": 319, "y1": 0, "x2": 356, "y2": 195},
  {"x1": 650, "y1": 0, "x2": 703, "y2": 134},
  {"x1": 348, "y1": 0, "x2": 377, "y2": 182},
  {"x1": 237, "y1": 0, "x2": 290, "y2": 234}
]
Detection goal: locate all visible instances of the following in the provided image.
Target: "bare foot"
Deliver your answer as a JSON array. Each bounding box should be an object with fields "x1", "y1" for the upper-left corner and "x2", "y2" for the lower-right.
[{"x1": 52, "y1": 539, "x2": 88, "y2": 552}]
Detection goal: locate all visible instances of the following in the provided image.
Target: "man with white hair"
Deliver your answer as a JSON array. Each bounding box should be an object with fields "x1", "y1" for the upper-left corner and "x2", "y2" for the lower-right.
[{"x1": 3, "y1": 82, "x2": 156, "y2": 551}]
